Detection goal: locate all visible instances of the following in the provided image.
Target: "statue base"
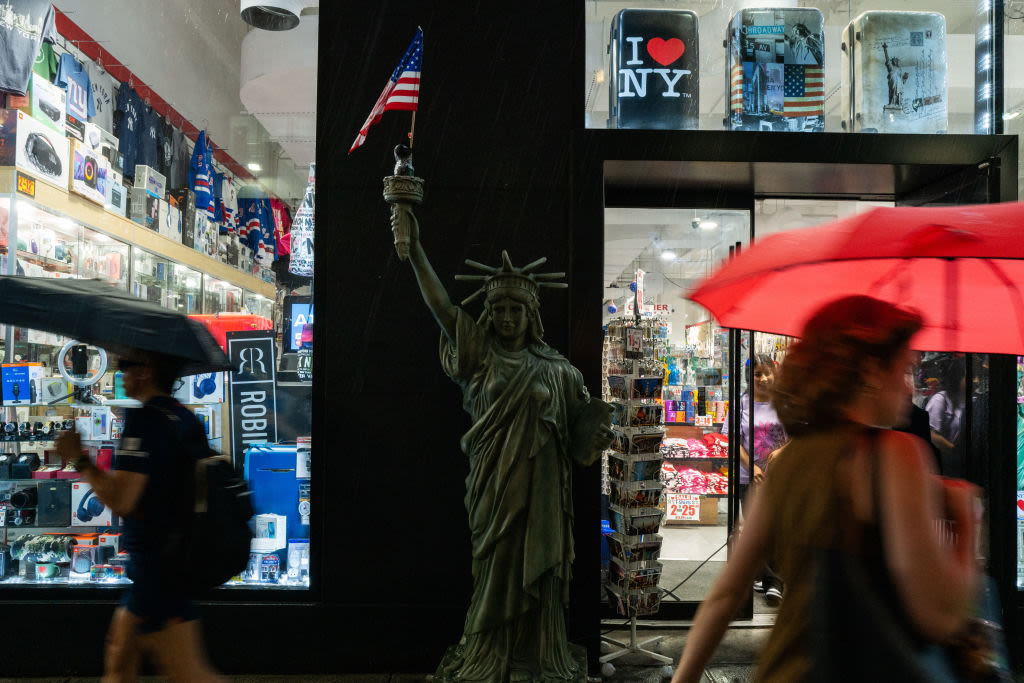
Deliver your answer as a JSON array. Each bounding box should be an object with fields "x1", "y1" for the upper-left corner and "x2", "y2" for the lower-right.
[{"x1": 432, "y1": 643, "x2": 588, "y2": 683}]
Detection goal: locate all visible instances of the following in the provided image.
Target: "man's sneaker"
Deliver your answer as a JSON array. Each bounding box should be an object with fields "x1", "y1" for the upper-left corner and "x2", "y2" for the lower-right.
[
  {"x1": 753, "y1": 579, "x2": 765, "y2": 593},
  {"x1": 764, "y1": 584, "x2": 783, "y2": 606}
]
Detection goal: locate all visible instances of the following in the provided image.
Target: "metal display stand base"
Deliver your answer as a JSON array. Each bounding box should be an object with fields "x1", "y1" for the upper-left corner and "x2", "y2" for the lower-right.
[{"x1": 599, "y1": 616, "x2": 673, "y2": 666}]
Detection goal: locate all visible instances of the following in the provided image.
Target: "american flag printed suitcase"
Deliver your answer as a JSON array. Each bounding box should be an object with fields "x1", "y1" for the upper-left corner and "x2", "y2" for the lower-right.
[
  {"x1": 841, "y1": 11, "x2": 947, "y2": 134},
  {"x1": 608, "y1": 9, "x2": 699, "y2": 129},
  {"x1": 726, "y1": 8, "x2": 824, "y2": 132}
]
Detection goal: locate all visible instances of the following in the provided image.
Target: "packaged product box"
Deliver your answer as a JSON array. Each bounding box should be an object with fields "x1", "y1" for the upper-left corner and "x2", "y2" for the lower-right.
[
  {"x1": 127, "y1": 187, "x2": 159, "y2": 229},
  {"x1": 158, "y1": 201, "x2": 181, "y2": 242},
  {"x1": 171, "y1": 189, "x2": 197, "y2": 248},
  {"x1": 1, "y1": 363, "x2": 43, "y2": 406},
  {"x1": 40, "y1": 377, "x2": 71, "y2": 404},
  {"x1": 173, "y1": 372, "x2": 225, "y2": 405},
  {"x1": 99, "y1": 127, "x2": 121, "y2": 173},
  {"x1": 841, "y1": 11, "x2": 948, "y2": 134},
  {"x1": 71, "y1": 482, "x2": 114, "y2": 526},
  {"x1": 13, "y1": 109, "x2": 69, "y2": 189},
  {"x1": 68, "y1": 138, "x2": 108, "y2": 205},
  {"x1": 133, "y1": 164, "x2": 166, "y2": 198},
  {"x1": 65, "y1": 113, "x2": 85, "y2": 142},
  {"x1": 105, "y1": 169, "x2": 127, "y2": 216},
  {"x1": 28, "y1": 73, "x2": 66, "y2": 135}
]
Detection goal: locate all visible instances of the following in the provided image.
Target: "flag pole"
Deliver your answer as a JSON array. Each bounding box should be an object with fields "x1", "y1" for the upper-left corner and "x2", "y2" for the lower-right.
[{"x1": 409, "y1": 111, "x2": 417, "y2": 150}]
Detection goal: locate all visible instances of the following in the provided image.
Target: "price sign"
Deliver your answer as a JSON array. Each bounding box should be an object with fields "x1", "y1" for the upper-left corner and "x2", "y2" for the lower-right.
[
  {"x1": 625, "y1": 327, "x2": 643, "y2": 358},
  {"x1": 667, "y1": 493, "x2": 700, "y2": 521},
  {"x1": 695, "y1": 414, "x2": 713, "y2": 427}
]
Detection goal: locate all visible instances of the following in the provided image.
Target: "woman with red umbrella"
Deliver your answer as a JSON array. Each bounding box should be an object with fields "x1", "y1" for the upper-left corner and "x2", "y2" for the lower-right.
[{"x1": 671, "y1": 296, "x2": 981, "y2": 682}]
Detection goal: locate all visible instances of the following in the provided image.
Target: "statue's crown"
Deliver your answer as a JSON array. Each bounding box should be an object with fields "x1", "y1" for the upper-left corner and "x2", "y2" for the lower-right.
[{"x1": 455, "y1": 251, "x2": 567, "y2": 306}]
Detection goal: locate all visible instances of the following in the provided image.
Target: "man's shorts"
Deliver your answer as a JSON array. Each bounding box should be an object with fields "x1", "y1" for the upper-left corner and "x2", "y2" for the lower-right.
[{"x1": 122, "y1": 580, "x2": 199, "y2": 634}]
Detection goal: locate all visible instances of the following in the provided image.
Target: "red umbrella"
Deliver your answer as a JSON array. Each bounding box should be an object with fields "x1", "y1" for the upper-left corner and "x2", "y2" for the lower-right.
[{"x1": 687, "y1": 202, "x2": 1024, "y2": 354}]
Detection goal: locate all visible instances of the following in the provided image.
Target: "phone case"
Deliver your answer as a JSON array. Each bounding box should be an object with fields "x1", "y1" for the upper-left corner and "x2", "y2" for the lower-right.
[
  {"x1": 608, "y1": 9, "x2": 699, "y2": 129},
  {"x1": 841, "y1": 11, "x2": 948, "y2": 134},
  {"x1": 726, "y1": 7, "x2": 825, "y2": 132}
]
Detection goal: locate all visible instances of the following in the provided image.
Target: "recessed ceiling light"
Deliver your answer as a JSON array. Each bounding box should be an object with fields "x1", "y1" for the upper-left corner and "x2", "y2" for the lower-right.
[
  {"x1": 699, "y1": 221, "x2": 718, "y2": 230},
  {"x1": 660, "y1": 250, "x2": 677, "y2": 261},
  {"x1": 247, "y1": 162, "x2": 262, "y2": 172}
]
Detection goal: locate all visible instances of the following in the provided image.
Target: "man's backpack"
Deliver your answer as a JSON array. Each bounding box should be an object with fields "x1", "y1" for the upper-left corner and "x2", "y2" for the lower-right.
[{"x1": 150, "y1": 405, "x2": 254, "y2": 591}]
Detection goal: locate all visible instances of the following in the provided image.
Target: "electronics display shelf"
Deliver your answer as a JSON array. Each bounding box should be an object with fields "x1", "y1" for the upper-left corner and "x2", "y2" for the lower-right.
[{"x1": 0, "y1": 168, "x2": 274, "y2": 300}]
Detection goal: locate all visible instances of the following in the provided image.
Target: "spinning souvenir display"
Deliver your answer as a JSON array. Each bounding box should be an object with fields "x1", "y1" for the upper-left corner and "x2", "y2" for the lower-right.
[{"x1": 600, "y1": 315, "x2": 672, "y2": 668}]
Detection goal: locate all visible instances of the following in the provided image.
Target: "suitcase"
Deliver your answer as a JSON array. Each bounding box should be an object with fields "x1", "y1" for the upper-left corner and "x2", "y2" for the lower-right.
[
  {"x1": 725, "y1": 8, "x2": 824, "y2": 132},
  {"x1": 608, "y1": 9, "x2": 699, "y2": 130},
  {"x1": 841, "y1": 11, "x2": 947, "y2": 134}
]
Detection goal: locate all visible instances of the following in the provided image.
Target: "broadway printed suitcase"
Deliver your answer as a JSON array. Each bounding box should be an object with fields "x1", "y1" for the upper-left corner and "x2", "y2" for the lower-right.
[
  {"x1": 608, "y1": 9, "x2": 699, "y2": 129},
  {"x1": 726, "y1": 7, "x2": 824, "y2": 132},
  {"x1": 841, "y1": 11, "x2": 947, "y2": 134}
]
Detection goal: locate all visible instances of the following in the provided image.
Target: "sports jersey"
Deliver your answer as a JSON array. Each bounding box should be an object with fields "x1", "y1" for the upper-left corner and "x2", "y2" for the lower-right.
[
  {"x1": 136, "y1": 105, "x2": 161, "y2": 170},
  {"x1": 33, "y1": 40, "x2": 58, "y2": 82},
  {"x1": 159, "y1": 118, "x2": 174, "y2": 178},
  {"x1": 211, "y1": 170, "x2": 225, "y2": 229},
  {"x1": 237, "y1": 197, "x2": 262, "y2": 251},
  {"x1": 222, "y1": 176, "x2": 239, "y2": 234},
  {"x1": 0, "y1": 0, "x2": 56, "y2": 95},
  {"x1": 56, "y1": 52, "x2": 94, "y2": 121},
  {"x1": 114, "y1": 85, "x2": 143, "y2": 178},
  {"x1": 86, "y1": 62, "x2": 117, "y2": 133},
  {"x1": 188, "y1": 131, "x2": 215, "y2": 217},
  {"x1": 259, "y1": 198, "x2": 276, "y2": 263},
  {"x1": 168, "y1": 128, "x2": 189, "y2": 191}
]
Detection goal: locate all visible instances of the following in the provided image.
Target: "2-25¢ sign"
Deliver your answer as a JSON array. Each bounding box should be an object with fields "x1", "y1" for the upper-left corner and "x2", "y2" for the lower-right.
[{"x1": 666, "y1": 493, "x2": 700, "y2": 521}]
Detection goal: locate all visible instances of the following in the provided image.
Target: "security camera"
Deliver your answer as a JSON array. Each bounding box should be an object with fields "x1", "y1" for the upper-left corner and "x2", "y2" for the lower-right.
[
  {"x1": 691, "y1": 219, "x2": 701, "y2": 230},
  {"x1": 241, "y1": 1, "x2": 305, "y2": 30}
]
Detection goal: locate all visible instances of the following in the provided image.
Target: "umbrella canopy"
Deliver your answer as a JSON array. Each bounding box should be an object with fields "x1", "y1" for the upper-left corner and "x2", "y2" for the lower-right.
[
  {"x1": 0, "y1": 276, "x2": 233, "y2": 374},
  {"x1": 688, "y1": 202, "x2": 1024, "y2": 354}
]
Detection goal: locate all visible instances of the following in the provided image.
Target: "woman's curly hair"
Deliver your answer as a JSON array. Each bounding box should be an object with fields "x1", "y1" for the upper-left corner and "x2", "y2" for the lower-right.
[{"x1": 773, "y1": 296, "x2": 922, "y2": 436}]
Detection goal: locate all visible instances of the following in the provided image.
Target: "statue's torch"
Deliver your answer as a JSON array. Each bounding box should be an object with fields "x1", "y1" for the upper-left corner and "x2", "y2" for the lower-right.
[{"x1": 382, "y1": 144, "x2": 424, "y2": 261}]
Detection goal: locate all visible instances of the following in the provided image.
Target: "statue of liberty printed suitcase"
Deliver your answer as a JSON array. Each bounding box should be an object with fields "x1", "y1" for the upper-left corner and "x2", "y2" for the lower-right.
[
  {"x1": 840, "y1": 11, "x2": 947, "y2": 134},
  {"x1": 608, "y1": 9, "x2": 699, "y2": 129},
  {"x1": 726, "y1": 7, "x2": 824, "y2": 132}
]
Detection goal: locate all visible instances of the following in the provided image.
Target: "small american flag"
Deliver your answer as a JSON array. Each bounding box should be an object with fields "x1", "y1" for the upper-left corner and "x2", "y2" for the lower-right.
[
  {"x1": 729, "y1": 61, "x2": 744, "y2": 112},
  {"x1": 783, "y1": 64, "x2": 823, "y2": 117},
  {"x1": 349, "y1": 28, "x2": 423, "y2": 153}
]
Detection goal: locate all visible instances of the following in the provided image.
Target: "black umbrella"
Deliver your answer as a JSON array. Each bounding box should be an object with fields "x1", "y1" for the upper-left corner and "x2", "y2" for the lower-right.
[{"x1": 0, "y1": 276, "x2": 234, "y2": 375}]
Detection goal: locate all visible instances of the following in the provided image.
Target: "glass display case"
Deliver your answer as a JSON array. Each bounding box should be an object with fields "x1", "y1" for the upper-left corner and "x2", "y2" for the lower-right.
[
  {"x1": 131, "y1": 249, "x2": 202, "y2": 313},
  {"x1": 203, "y1": 275, "x2": 244, "y2": 314},
  {"x1": 245, "y1": 293, "x2": 273, "y2": 321},
  {"x1": 79, "y1": 228, "x2": 129, "y2": 290}
]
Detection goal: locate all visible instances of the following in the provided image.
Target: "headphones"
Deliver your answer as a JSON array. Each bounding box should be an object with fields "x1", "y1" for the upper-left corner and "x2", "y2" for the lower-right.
[
  {"x1": 193, "y1": 372, "x2": 217, "y2": 398},
  {"x1": 77, "y1": 489, "x2": 106, "y2": 523}
]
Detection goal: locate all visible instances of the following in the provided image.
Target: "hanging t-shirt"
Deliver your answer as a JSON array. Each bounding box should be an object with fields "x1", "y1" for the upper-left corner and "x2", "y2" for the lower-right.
[
  {"x1": 276, "y1": 203, "x2": 292, "y2": 257},
  {"x1": 168, "y1": 128, "x2": 189, "y2": 191},
  {"x1": 86, "y1": 62, "x2": 117, "y2": 133},
  {"x1": 159, "y1": 117, "x2": 173, "y2": 178},
  {"x1": 222, "y1": 176, "x2": 239, "y2": 234},
  {"x1": 0, "y1": 0, "x2": 57, "y2": 95},
  {"x1": 188, "y1": 130, "x2": 215, "y2": 217},
  {"x1": 56, "y1": 52, "x2": 94, "y2": 121},
  {"x1": 114, "y1": 85, "x2": 142, "y2": 178},
  {"x1": 33, "y1": 40, "x2": 57, "y2": 82},
  {"x1": 136, "y1": 104, "x2": 161, "y2": 170}
]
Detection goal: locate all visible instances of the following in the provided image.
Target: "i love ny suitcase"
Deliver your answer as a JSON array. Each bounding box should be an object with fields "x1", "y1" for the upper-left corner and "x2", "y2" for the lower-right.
[
  {"x1": 608, "y1": 9, "x2": 699, "y2": 129},
  {"x1": 726, "y1": 7, "x2": 824, "y2": 132},
  {"x1": 841, "y1": 11, "x2": 948, "y2": 134}
]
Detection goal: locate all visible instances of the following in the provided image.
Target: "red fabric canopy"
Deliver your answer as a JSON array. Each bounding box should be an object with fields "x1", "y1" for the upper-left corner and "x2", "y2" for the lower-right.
[{"x1": 688, "y1": 202, "x2": 1024, "y2": 354}]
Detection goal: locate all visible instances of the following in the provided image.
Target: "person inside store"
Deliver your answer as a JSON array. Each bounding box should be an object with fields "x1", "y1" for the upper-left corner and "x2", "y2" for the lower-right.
[
  {"x1": 56, "y1": 350, "x2": 224, "y2": 683},
  {"x1": 923, "y1": 355, "x2": 967, "y2": 477},
  {"x1": 721, "y1": 353, "x2": 789, "y2": 604},
  {"x1": 671, "y1": 296, "x2": 981, "y2": 683},
  {"x1": 396, "y1": 206, "x2": 613, "y2": 680}
]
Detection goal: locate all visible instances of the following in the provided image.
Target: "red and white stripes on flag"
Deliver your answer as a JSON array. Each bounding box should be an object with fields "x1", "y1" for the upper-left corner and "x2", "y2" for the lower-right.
[
  {"x1": 729, "y1": 61, "x2": 744, "y2": 113},
  {"x1": 349, "y1": 29, "x2": 423, "y2": 153}
]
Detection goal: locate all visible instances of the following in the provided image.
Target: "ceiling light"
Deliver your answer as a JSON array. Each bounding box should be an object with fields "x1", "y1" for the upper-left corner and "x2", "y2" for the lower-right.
[
  {"x1": 660, "y1": 250, "x2": 677, "y2": 261},
  {"x1": 240, "y1": 1, "x2": 304, "y2": 30},
  {"x1": 699, "y1": 221, "x2": 718, "y2": 230},
  {"x1": 1004, "y1": 111, "x2": 1021, "y2": 121},
  {"x1": 247, "y1": 162, "x2": 262, "y2": 172}
]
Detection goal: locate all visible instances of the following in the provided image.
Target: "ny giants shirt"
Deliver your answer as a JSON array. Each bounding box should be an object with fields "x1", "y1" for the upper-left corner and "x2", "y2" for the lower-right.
[
  {"x1": 0, "y1": 0, "x2": 56, "y2": 95},
  {"x1": 56, "y1": 52, "x2": 94, "y2": 121},
  {"x1": 114, "y1": 85, "x2": 143, "y2": 178}
]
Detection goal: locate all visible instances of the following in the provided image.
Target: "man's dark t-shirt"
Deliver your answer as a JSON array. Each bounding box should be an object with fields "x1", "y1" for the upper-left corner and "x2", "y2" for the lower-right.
[{"x1": 114, "y1": 395, "x2": 207, "y2": 579}]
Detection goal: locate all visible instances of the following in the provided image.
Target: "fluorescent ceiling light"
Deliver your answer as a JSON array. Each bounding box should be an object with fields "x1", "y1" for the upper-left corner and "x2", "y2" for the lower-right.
[
  {"x1": 1004, "y1": 111, "x2": 1021, "y2": 121},
  {"x1": 699, "y1": 221, "x2": 718, "y2": 230},
  {"x1": 247, "y1": 162, "x2": 262, "y2": 172},
  {"x1": 660, "y1": 250, "x2": 677, "y2": 261}
]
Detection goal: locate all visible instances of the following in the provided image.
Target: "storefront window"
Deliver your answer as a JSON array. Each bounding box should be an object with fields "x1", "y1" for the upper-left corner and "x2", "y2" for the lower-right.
[
  {"x1": 1, "y1": 3, "x2": 315, "y2": 593},
  {"x1": 586, "y1": 0, "x2": 988, "y2": 134}
]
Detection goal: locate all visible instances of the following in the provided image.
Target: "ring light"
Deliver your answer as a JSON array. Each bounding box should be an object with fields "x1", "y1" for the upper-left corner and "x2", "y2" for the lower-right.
[{"x1": 56, "y1": 340, "x2": 108, "y2": 388}]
